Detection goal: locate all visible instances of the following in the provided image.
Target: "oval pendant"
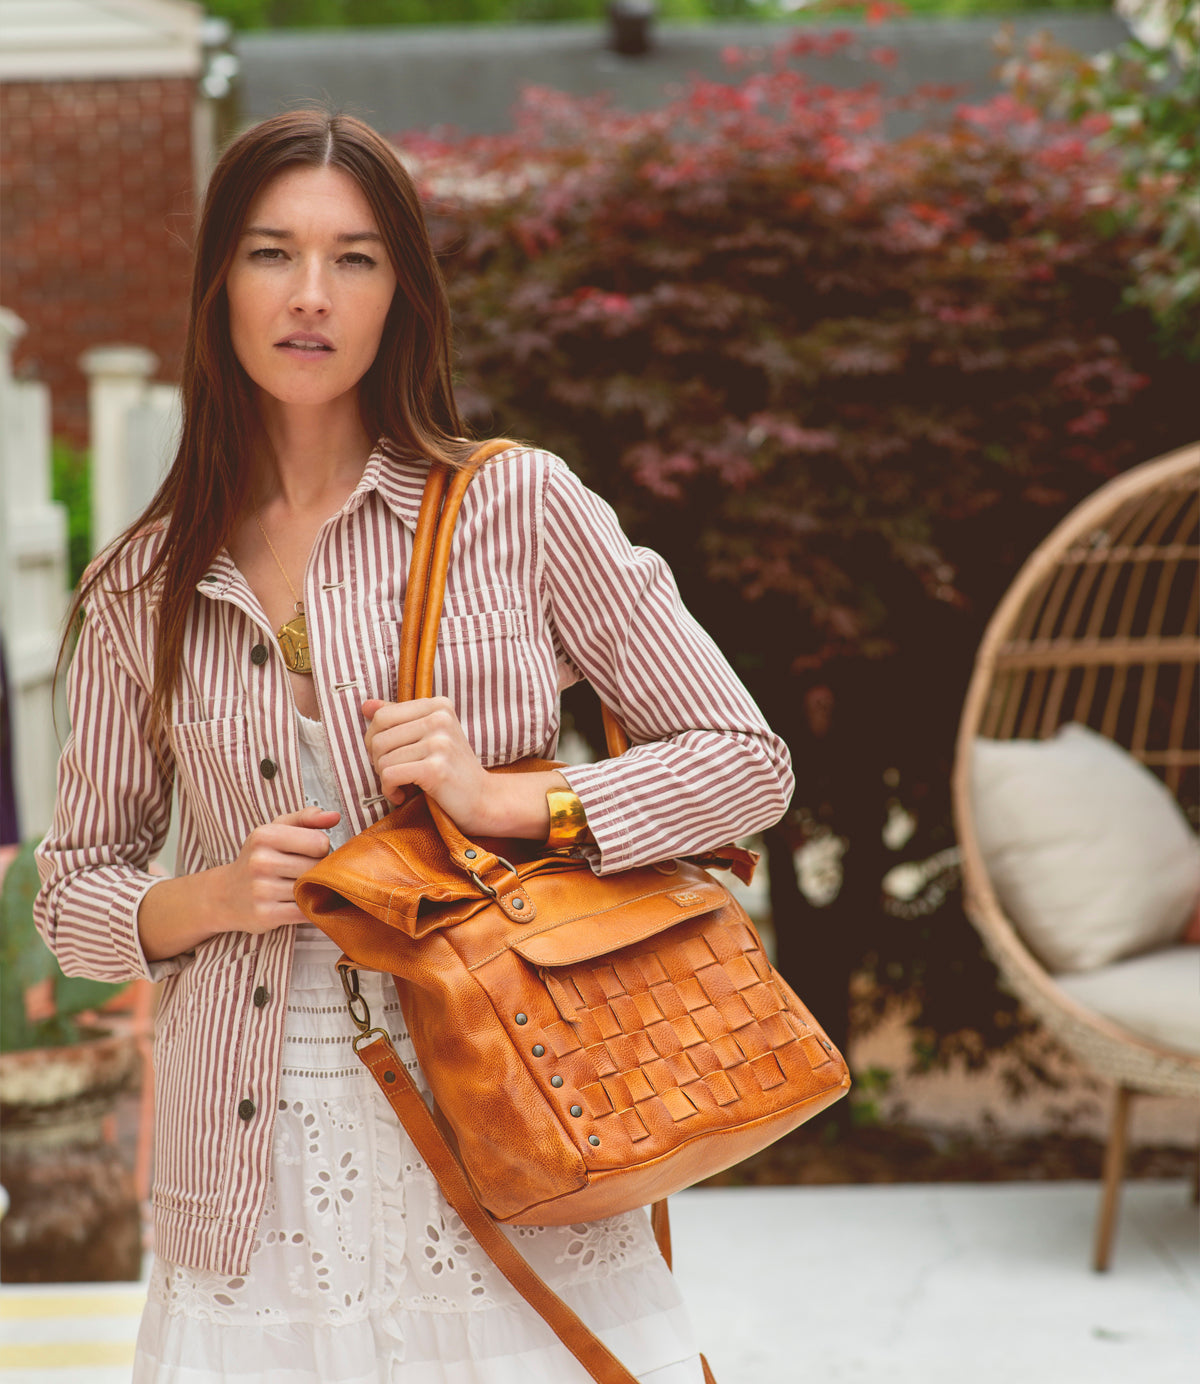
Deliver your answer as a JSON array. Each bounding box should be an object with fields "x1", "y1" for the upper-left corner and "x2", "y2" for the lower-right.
[{"x1": 277, "y1": 613, "x2": 312, "y2": 675}]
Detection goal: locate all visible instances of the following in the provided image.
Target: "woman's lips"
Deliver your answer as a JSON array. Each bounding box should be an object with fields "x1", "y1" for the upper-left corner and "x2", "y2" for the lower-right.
[{"x1": 275, "y1": 336, "x2": 334, "y2": 357}]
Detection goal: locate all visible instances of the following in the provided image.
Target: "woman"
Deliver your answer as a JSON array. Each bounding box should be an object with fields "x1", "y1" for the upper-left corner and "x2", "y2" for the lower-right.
[{"x1": 35, "y1": 110, "x2": 793, "y2": 1383}]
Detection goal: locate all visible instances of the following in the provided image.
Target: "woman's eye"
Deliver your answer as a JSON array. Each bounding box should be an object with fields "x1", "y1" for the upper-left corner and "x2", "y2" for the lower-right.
[
  {"x1": 341, "y1": 252, "x2": 376, "y2": 267},
  {"x1": 250, "y1": 247, "x2": 285, "y2": 261}
]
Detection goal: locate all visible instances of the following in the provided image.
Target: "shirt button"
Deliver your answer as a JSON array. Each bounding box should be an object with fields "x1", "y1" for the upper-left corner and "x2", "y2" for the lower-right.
[
  {"x1": 253, "y1": 986, "x2": 269, "y2": 1008},
  {"x1": 238, "y1": 1098, "x2": 256, "y2": 1121},
  {"x1": 259, "y1": 758, "x2": 277, "y2": 780},
  {"x1": 250, "y1": 644, "x2": 269, "y2": 666}
]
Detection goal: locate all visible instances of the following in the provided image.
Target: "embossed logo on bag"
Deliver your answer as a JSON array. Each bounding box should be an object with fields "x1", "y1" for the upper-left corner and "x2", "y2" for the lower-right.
[{"x1": 669, "y1": 891, "x2": 703, "y2": 906}]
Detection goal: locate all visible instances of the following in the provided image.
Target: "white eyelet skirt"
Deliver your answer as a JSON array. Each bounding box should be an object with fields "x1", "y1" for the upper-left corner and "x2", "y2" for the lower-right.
[{"x1": 133, "y1": 929, "x2": 707, "y2": 1383}]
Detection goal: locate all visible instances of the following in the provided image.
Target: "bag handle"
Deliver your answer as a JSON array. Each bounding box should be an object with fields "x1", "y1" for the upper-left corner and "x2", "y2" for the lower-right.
[
  {"x1": 397, "y1": 442, "x2": 515, "y2": 704},
  {"x1": 394, "y1": 445, "x2": 534, "y2": 897}
]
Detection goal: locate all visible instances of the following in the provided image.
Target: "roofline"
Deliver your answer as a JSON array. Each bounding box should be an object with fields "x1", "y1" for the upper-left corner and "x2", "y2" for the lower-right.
[{"x1": 0, "y1": 0, "x2": 203, "y2": 84}]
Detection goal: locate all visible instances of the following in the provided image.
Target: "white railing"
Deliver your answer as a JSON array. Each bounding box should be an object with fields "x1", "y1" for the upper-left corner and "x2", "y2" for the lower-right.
[
  {"x1": 0, "y1": 309, "x2": 68, "y2": 839},
  {"x1": 0, "y1": 317, "x2": 182, "y2": 841}
]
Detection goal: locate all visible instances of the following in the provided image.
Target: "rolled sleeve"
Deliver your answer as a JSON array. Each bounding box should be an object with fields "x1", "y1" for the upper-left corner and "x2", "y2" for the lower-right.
[
  {"x1": 540, "y1": 458, "x2": 793, "y2": 872},
  {"x1": 34, "y1": 605, "x2": 187, "y2": 984}
]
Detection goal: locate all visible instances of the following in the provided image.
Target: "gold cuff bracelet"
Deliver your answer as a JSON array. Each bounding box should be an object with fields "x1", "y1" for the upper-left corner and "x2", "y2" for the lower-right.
[{"x1": 545, "y1": 786, "x2": 590, "y2": 849}]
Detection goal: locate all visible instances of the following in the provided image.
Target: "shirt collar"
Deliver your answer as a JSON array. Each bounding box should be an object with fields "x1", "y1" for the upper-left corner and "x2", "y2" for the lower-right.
[
  {"x1": 348, "y1": 442, "x2": 429, "y2": 532},
  {"x1": 195, "y1": 442, "x2": 431, "y2": 593},
  {"x1": 195, "y1": 549, "x2": 240, "y2": 597}
]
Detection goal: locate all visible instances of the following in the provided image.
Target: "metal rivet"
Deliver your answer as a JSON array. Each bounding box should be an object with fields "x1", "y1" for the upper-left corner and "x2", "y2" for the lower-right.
[
  {"x1": 515, "y1": 1013, "x2": 528, "y2": 1025},
  {"x1": 465, "y1": 849, "x2": 477, "y2": 860},
  {"x1": 512, "y1": 897, "x2": 525, "y2": 910},
  {"x1": 570, "y1": 1104, "x2": 582, "y2": 1117},
  {"x1": 250, "y1": 643, "x2": 269, "y2": 666},
  {"x1": 259, "y1": 758, "x2": 277, "y2": 780},
  {"x1": 588, "y1": 1135, "x2": 600, "y2": 1147},
  {"x1": 550, "y1": 1075, "x2": 563, "y2": 1088},
  {"x1": 384, "y1": 1070, "x2": 396, "y2": 1083},
  {"x1": 532, "y1": 1044, "x2": 545, "y2": 1057}
]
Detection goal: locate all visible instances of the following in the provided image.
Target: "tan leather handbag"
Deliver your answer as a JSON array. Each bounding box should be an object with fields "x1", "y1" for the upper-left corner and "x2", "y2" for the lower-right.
[{"x1": 295, "y1": 442, "x2": 850, "y2": 1383}]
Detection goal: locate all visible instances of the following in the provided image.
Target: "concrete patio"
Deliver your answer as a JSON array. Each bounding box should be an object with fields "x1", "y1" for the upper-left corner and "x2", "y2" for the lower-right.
[{"x1": 1, "y1": 1179, "x2": 1195, "y2": 1383}]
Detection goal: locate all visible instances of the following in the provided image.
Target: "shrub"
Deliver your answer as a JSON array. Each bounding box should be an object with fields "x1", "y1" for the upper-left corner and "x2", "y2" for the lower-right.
[
  {"x1": 203, "y1": 0, "x2": 1110, "y2": 28},
  {"x1": 51, "y1": 440, "x2": 90, "y2": 590},
  {"x1": 1001, "y1": 0, "x2": 1200, "y2": 358},
  {"x1": 411, "y1": 37, "x2": 1194, "y2": 1071}
]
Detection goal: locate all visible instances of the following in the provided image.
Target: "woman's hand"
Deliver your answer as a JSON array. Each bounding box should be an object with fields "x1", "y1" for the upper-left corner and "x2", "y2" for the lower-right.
[
  {"x1": 361, "y1": 697, "x2": 566, "y2": 840},
  {"x1": 137, "y1": 806, "x2": 340, "y2": 962},
  {"x1": 362, "y1": 696, "x2": 494, "y2": 828},
  {"x1": 218, "y1": 806, "x2": 342, "y2": 935}
]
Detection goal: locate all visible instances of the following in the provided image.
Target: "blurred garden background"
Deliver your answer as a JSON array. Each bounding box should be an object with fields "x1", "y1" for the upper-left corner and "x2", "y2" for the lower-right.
[{"x1": 1, "y1": 0, "x2": 1197, "y2": 1293}]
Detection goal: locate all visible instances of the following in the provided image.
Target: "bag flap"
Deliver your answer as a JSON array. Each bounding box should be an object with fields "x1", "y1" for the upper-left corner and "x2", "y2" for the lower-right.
[
  {"x1": 295, "y1": 795, "x2": 484, "y2": 938},
  {"x1": 503, "y1": 866, "x2": 733, "y2": 968}
]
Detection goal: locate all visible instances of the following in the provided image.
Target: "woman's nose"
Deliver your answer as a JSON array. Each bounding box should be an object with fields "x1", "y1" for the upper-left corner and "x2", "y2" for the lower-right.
[{"x1": 289, "y1": 259, "x2": 331, "y2": 315}]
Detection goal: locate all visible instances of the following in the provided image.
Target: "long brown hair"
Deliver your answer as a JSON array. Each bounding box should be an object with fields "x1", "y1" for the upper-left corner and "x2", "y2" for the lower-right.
[{"x1": 63, "y1": 108, "x2": 473, "y2": 730}]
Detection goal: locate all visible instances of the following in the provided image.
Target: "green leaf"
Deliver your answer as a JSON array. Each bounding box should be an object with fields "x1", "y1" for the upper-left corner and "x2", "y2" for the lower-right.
[{"x1": 0, "y1": 842, "x2": 129, "y2": 1051}]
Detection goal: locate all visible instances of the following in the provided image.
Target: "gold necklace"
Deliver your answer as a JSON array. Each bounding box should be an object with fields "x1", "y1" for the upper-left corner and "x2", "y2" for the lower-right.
[{"x1": 253, "y1": 509, "x2": 312, "y2": 675}]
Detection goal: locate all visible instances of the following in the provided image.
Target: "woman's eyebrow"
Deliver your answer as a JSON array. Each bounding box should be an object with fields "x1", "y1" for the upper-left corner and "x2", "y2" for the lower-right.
[{"x1": 241, "y1": 225, "x2": 382, "y2": 243}]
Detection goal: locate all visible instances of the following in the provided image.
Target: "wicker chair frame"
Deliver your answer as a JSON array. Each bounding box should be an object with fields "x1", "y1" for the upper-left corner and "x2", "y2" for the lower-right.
[{"x1": 952, "y1": 441, "x2": 1200, "y2": 1270}]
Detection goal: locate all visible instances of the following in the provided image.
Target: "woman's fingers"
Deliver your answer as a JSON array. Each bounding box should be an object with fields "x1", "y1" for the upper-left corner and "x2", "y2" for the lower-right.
[
  {"x1": 361, "y1": 697, "x2": 490, "y2": 820},
  {"x1": 273, "y1": 805, "x2": 342, "y2": 830},
  {"x1": 226, "y1": 807, "x2": 342, "y2": 935},
  {"x1": 246, "y1": 844, "x2": 327, "y2": 885},
  {"x1": 362, "y1": 697, "x2": 453, "y2": 755},
  {"x1": 362, "y1": 698, "x2": 464, "y2": 773},
  {"x1": 257, "y1": 813, "x2": 342, "y2": 861}
]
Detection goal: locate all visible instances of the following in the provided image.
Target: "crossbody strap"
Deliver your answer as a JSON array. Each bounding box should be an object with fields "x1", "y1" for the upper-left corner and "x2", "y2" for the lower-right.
[{"x1": 347, "y1": 1020, "x2": 643, "y2": 1384}]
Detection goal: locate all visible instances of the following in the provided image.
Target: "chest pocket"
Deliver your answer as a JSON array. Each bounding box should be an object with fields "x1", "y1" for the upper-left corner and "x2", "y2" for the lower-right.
[
  {"x1": 171, "y1": 714, "x2": 262, "y2": 866},
  {"x1": 373, "y1": 589, "x2": 555, "y2": 766}
]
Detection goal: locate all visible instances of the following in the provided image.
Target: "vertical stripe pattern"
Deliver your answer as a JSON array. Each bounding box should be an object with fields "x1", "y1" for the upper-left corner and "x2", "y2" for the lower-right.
[{"x1": 34, "y1": 445, "x2": 793, "y2": 1276}]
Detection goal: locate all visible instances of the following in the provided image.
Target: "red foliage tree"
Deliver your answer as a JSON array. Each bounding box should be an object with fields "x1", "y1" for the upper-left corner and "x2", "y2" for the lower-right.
[{"x1": 410, "y1": 39, "x2": 1195, "y2": 1071}]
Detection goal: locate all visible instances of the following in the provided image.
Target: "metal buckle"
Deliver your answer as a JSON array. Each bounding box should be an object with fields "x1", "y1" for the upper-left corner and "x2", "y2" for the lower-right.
[
  {"x1": 469, "y1": 855, "x2": 517, "y2": 901},
  {"x1": 352, "y1": 1026, "x2": 390, "y2": 1053}
]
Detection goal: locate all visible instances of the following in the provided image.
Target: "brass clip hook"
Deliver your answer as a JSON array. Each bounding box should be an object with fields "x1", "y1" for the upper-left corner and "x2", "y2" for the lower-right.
[{"x1": 338, "y1": 963, "x2": 388, "y2": 1052}]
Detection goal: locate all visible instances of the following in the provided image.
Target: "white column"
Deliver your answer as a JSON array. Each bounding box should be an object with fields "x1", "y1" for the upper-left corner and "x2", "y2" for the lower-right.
[{"x1": 79, "y1": 344, "x2": 159, "y2": 557}]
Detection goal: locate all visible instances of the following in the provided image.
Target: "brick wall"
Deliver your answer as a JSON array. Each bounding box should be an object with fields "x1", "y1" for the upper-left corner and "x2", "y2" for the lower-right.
[{"x1": 1, "y1": 77, "x2": 195, "y2": 446}]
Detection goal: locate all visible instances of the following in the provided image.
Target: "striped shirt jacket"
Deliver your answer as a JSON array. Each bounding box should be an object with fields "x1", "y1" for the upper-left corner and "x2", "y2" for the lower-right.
[{"x1": 35, "y1": 445, "x2": 794, "y2": 1276}]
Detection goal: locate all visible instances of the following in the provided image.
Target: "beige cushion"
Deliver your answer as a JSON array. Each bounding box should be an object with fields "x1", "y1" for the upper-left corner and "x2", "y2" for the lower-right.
[
  {"x1": 971, "y1": 724, "x2": 1200, "y2": 973},
  {"x1": 1057, "y1": 947, "x2": 1200, "y2": 1056}
]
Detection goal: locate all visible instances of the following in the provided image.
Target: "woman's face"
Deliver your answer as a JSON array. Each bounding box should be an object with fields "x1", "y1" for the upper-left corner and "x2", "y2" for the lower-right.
[{"x1": 225, "y1": 163, "x2": 398, "y2": 412}]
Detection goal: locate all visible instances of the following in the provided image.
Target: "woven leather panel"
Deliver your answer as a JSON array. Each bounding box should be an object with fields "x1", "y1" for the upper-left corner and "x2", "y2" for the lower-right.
[{"x1": 540, "y1": 917, "x2": 833, "y2": 1143}]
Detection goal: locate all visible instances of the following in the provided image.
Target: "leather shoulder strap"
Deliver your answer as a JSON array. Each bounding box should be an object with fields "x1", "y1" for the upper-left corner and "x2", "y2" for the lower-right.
[
  {"x1": 399, "y1": 439, "x2": 519, "y2": 702},
  {"x1": 397, "y1": 460, "x2": 448, "y2": 703}
]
